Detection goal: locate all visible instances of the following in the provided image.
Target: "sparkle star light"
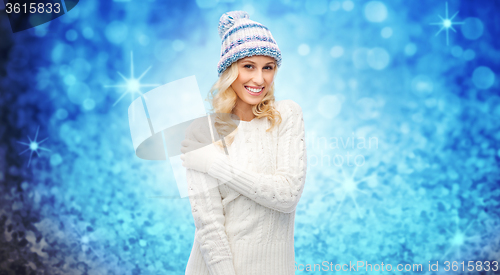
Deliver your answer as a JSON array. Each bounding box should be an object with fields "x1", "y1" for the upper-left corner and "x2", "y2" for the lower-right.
[
  {"x1": 323, "y1": 165, "x2": 377, "y2": 219},
  {"x1": 17, "y1": 125, "x2": 51, "y2": 168},
  {"x1": 68, "y1": 221, "x2": 103, "y2": 260},
  {"x1": 442, "y1": 215, "x2": 482, "y2": 259},
  {"x1": 429, "y1": 2, "x2": 464, "y2": 46},
  {"x1": 104, "y1": 51, "x2": 160, "y2": 107}
]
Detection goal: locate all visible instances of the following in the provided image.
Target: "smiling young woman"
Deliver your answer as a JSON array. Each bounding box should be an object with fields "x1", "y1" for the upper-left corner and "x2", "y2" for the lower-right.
[
  {"x1": 231, "y1": 56, "x2": 277, "y2": 121},
  {"x1": 181, "y1": 10, "x2": 308, "y2": 275}
]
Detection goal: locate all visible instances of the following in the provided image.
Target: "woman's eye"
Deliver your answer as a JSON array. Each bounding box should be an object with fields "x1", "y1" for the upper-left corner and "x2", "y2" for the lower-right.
[{"x1": 243, "y1": 64, "x2": 274, "y2": 70}]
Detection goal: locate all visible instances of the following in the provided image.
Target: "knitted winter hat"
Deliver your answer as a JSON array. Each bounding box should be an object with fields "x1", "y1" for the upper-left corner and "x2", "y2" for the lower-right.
[{"x1": 217, "y1": 11, "x2": 282, "y2": 77}]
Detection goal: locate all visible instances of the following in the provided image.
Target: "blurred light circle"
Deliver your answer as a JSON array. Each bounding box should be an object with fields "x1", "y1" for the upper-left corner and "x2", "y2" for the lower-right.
[
  {"x1": 60, "y1": 4, "x2": 79, "y2": 23},
  {"x1": 425, "y1": 98, "x2": 437, "y2": 108},
  {"x1": 83, "y1": 99, "x2": 96, "y2": 110},
  {"x1": 463, "y1": 49, "x2": 475, "y2": 61},
  {"x1": 196, "y1": 0, "x2": 218, "y2": 8},
  {"x1": 154, "y1": 39, "x2": 174, "y2": 62},
  {"x1": 112, "y1": 163, "x2": 122, "y2": 174},
  {"x1": 67, "y1": 82, "x2": 90, "y2": 105},
  {"x1": 485, "y1": 95, "x2": 500, "y2": 115},
  {"x1": 82, "y1": 27, "x2": 94, "y2": 39},
  {"x1": 330, "y1": 46, "x2": 344, "y2": 58},
  {"x1": 70, "y1": 58, "x2": 91, "y2": 81},
  {"x1": 404, "y1": 43, "x2": 417, "y2": 56},
  {"x1": 348, "y1": 78, "x2": 357, "y2": 90},
  {"x1": 51, "y1": 43, "x2": 74, "y2": 63},
  {"x1": 98, "y1": 52, "x2": 109, "y2": 64},
  {"x1": 64, "y1": 74, "x2": 76, "y2": 86},
  {"x1": 342, "y1": 0, "x2": 354, "y2": 11},
  {"x1": 330, "y1": 1, "x2": 341, "y2": 11},
  {"x1": 367, "y1": 47, "x2": 390, "y2": 70},
  {"x1": 451, "y1": 46, "x2": 463, "y2": 57},
  {"x1": 59, "y1": 64, "x2": 69, "y2": 76},
  {"x1": 172, "y1": 39, "x2": 185, "y2": 51},
  {"x1": 331, "y1": 76, "x2": 346, "y2": 91},
  {"x1": 356, "y1": 97, "x2": 379, "y2": 119},
  {"x1": 66, "y1": 29, "x2": 77, "y2": 41},
  {"x1": 400, "y1": 123, "x2": 410, "y2": 134},
  {"x1": 36, "y1": 68, "x2": 50, "y2": 89},
  {"x1": 298, "y1": 44, "x2": 310, "y2": 56},
  {"x1": 306, "y1": 0, "x2": 328, "y2": 15},
  {"x1": 364, "y1": 1, "x2": 388, "y2": 22},
  {"x1": 50, "y1": 153, "x2": 63, "y2": 167},
  {"x1": 34, "y1": 25, "x2": 48, "y2": 37},
  {"x1": 318, "y1": 95, "x2": 342, "y2": 119},
  {"x1": 472, "y1": 66, "x2": 495, "y2": 90},
  {"x1": 352, "y1": 48, "x2": 369, "y2": 69},
  {"x1": 55, "y1": 108, "x2": 68, "y2": 120},
  {"x1": 381, "y1": 27, "x2": 393, "y2": 38},
  {"x1": 138, "y1": 34, "x2": 149, "y2": 46},
  {"x1": 411, "y1": 75, "x2": 433, "y2": 95},
  {"x1": 461, "y1": 17, "x2": 484, "y2": 40},
  {"x1": 412, "y1": 112, "x2": 423, "y2": 123},
  {"x1": 336, "y1": 93, "x2": 346, "y2": 102},
  {"x1": 59, "y1": 122, "x2": 82, "y2": 145},
  {"x1": 438, "y1": 93, "x2": 461, "y2": 115},
  {"x1": 105, "y1": 21, "x2": 128, "y2": 44}
]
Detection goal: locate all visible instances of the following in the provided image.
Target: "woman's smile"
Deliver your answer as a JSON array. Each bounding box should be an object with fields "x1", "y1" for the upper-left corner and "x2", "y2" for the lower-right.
[{"x1": 245, "y1": 86, "x2": 264, "y2": 96}]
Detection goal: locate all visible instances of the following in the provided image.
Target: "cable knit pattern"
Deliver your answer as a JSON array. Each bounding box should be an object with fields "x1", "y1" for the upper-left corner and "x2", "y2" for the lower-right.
[
  {"x1": 185, "y1": 99, "x2": 307, "y2": 275},
  {"x1": 185, "y1": 169, "x2": 237, "y2": 275}
]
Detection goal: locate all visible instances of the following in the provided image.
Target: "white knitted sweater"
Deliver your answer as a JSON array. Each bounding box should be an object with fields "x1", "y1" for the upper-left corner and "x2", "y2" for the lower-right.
[{"x1": 184, "y1": 99, "x2": 307, "y2": 275}]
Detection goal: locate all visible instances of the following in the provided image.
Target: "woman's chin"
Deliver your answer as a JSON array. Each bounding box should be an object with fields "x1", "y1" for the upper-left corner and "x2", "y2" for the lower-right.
[
  {"x1": 243, "y1": 92, "x2": 266, "y2": 104},
  {"x1": 244, "y1": 97, "x2": 263, "y2": 105}
]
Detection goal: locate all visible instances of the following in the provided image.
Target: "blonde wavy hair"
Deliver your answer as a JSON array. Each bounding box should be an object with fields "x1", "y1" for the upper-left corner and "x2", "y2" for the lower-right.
[{"x1": 205, "y1": 59, "x2": 283, "y2": 149}]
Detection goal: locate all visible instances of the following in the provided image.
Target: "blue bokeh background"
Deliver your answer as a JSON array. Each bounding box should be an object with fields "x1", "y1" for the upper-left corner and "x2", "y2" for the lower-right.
[{"x1": 0, "y1": 0, "x2": 499, "y2": 274}]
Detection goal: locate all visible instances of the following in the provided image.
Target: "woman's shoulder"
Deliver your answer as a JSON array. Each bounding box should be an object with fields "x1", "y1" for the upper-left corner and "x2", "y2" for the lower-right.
[
  {"x1": 275, "y1": 99, "x2": 302, "y2": 111},
  {"x1": 274, "y1": 99, "x2": 304, "y2": 120},
  {"x1": 273, "y1": 100, "x2": 304, "y2": 137}
]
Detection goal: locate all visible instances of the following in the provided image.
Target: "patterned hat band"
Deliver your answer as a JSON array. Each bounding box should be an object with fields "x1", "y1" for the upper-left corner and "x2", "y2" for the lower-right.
[{"x1": 217, "y1": 11, "x2": 282, "y2": 77}]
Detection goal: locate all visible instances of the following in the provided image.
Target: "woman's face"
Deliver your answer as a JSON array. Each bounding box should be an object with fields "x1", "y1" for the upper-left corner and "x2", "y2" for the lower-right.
[{"x1": 231, "y1": 55, "x2": 276, "y2": 107}]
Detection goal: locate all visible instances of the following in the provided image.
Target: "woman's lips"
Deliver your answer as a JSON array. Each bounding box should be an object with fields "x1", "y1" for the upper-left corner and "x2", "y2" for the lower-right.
[{"x1": 245, "y1": 86, "x2": 264, "y2": 96}]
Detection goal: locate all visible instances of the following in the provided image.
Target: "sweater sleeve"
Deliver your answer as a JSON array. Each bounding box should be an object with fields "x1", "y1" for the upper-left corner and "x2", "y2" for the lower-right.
[
  {"x1": 206, "y1": 100, "x2": 307, "y2": 214},
  {"x1": 185, "y1": 124, "x2": 237, "y2": 275}
]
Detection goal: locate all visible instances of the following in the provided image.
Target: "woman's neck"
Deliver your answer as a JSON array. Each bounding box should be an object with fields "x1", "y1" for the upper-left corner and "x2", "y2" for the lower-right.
[{"x1": 232, "y1": 103, "x2": 255, "y2": 122}]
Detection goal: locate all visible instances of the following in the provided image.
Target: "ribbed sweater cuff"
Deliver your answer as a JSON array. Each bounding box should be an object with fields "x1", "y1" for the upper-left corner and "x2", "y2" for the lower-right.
[
  {"x1": 207, "y1": 154, "x2": 257, "y2": 196},
  {"x1": 206, "y1": 258, "x2": 237, "y2": 275}
]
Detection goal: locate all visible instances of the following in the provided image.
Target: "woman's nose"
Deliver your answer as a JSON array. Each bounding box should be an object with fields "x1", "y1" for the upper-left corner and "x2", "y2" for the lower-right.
[{"x1": 253, "y1": 71, "x2": 264, "y2": 85}]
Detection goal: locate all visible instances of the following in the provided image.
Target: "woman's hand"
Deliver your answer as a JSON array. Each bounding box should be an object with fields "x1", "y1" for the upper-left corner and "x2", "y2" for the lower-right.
[{"x1": 180, "y1": 139, "x2": 224, "y2": 174}]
